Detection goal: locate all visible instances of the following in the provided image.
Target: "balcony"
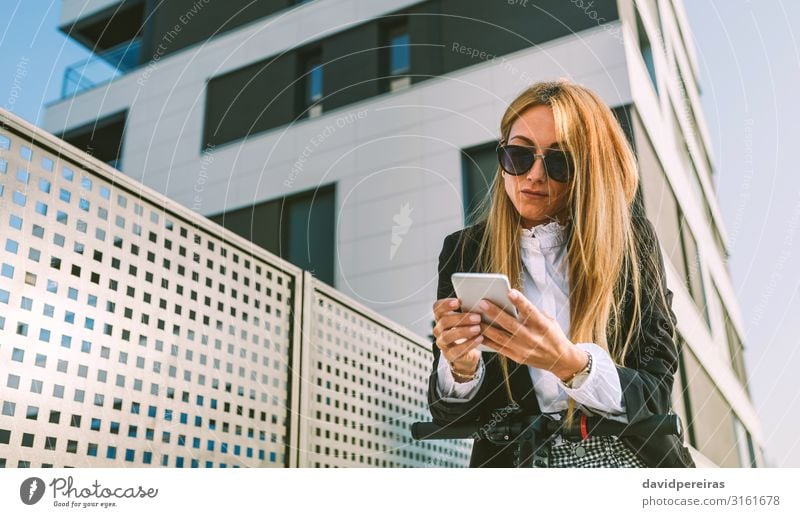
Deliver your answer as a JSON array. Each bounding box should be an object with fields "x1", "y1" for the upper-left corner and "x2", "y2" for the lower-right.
[{"x1": 61, "y1": 38, "x2": 141, "y2": 98}]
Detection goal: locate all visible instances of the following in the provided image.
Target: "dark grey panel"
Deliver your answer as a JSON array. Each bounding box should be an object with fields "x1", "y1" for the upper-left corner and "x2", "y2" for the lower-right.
[
  {"x1": 321, "y1": 23, "x2": 382, "y2": 112},
  {"x1": 203, "y1": 52, "x2": 297, "y2": 148},
  {"x1": 208, "y1": 185, "x2": 335, "y2": 286},
  {"x1": 61, "y1": 0, "x2": 145, "y2": 52},
  {"x1": 612, "y1": 104, "x2": 634, "y2": 150},
  {"x1": 60, "y1": 110, "x2": 128, "y2": 167},
  {"x1": 284, "y1": 186, "x2": 335, "y2": 286},
  {"x1": 461, "y1": 142, "x2": 497, "y2": 225},
  {"x1": 439, "y1": 0, "x2": 618, "y2": 74},
  {"x1": 140, "y1": 0, "x2": 289, "y2": 61},
  {"x1": 611, "y1": 104, "x2": 643, "y2": 212},
  {"x1": 208, "y1": 199, "x2": 282, "y2": 255}
]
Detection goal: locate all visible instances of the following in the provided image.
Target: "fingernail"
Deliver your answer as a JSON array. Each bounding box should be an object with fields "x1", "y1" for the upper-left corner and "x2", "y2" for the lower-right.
[
  {"x1": 469, "y1": 325, "x2": 480, "y2": 333},
  {"x1": 450, "y1": 299, "x2": 459, "y2": 308},
  {"x1": 508, "y1": 289, "x2": 518, "y2": 299},
  {"x1": 469, "y1": 314, "x2": 481, "y2": 323},
  {"x1": 479, "y1": 300, "x2": 489, "y2": 310},
  {"x1": 475, "y1": 335, "x2": 484, "y2": 343}
]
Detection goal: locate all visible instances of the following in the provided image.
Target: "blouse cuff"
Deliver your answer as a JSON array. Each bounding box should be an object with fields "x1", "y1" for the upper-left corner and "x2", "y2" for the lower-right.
[
  {"x1": 436, "y1": 354, "x2": 485, "y2": 402},
  {"x1": 560, "y1": 343, "x2": 626, "y2": 416}
]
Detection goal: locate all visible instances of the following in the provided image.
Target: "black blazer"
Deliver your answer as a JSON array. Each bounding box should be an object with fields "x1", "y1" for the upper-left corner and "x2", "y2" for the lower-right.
[{"x1": 427, "y1": 216, "x2": 696, "y2": 468}]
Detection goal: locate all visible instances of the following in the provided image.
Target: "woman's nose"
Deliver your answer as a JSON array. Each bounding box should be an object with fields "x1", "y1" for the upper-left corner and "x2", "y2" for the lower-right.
[{"x1": 525, "y1": 156, "x2": 548, "y2": 182}]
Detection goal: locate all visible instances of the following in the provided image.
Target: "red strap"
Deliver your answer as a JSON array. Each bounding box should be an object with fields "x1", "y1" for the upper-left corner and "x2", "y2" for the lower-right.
[{"x1": 580, "y1": 414, "x2": 589, "y2": 440}]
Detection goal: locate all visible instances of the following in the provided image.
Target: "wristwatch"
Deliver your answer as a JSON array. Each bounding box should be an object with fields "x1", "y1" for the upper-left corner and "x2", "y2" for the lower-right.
[{"x1": 560, "y1": 350, "x2": 592, "y2": 389}]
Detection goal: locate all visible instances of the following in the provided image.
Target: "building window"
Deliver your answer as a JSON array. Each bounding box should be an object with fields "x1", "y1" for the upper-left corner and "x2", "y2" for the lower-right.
[
  {"x1": 1, "y1": 401, "x2": 15, "y2": 416},
  {"x1": 635, "y1": 6, "x2": 658, "y2": 95},
  {"x1": 720, "y1": 296, "x2": 747, "y2": 388},
  {"x1": 30, "y1": 379, "x2": 43, "y2": 394},
  {"x1": 299, "y1": 49, "x2": 323, "y2": 118},
  {"x1": 383, "y1": 21, "x2": 410, "y2": 92},
  {"x1": 679, "y1": 216, "x2": 709, "y2": 327}
]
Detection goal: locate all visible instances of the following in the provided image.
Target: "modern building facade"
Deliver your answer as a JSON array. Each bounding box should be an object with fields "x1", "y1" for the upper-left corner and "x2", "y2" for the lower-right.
[
  {"x1": 0, "y1": 108, "x2": 470, "y2": 467},
  {"x1": 41, "y1": 0, "x2": 762, "y2": 466}
]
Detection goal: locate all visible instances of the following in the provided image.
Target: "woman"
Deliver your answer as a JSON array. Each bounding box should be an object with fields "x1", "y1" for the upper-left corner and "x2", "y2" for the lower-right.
[{"x1": 428, "y1": 80, "x2": 695, "y2": 468}]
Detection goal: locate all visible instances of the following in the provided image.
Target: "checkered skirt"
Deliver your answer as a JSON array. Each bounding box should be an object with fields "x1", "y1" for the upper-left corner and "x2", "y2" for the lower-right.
[{"x1": 549, "y1": 435, "x2": 647, "y2": 468}]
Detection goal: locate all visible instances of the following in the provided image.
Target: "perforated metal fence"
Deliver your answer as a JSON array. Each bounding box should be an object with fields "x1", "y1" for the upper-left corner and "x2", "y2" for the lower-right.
[{"x1": 0, "y1": 108, "x2": 468, "y2": 468}]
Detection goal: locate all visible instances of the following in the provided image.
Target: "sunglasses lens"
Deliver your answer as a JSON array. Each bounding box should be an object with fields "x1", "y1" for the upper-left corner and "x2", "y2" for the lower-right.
[
  {"x1": 498, "y1": 146, "x2": 533, "y2": 175},
  {"x1": 543, "y1": 152, "x2": 572, "y2": 182}
]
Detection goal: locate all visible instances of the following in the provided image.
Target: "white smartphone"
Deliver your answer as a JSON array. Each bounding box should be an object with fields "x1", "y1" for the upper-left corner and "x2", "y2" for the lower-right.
[{"x1": 451, "y1": 273, "x2": 519, "y2": 353}]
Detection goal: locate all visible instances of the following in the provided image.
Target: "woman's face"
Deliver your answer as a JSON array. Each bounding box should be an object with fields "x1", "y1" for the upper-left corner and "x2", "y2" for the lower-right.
[{"x1": 502, "y1": 105, "x2": 571, "y2": 229}]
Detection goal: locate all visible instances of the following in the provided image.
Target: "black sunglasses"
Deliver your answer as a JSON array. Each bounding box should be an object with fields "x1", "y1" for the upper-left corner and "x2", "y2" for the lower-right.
[{"x1": 496, "y1": 141, "x2": 574, "y2": 183}]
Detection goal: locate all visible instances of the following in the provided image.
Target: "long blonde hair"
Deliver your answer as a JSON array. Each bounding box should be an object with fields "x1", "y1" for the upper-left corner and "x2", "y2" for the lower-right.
[{"x1": 469, "y1": 80, "x2": 658, "y2": 426}]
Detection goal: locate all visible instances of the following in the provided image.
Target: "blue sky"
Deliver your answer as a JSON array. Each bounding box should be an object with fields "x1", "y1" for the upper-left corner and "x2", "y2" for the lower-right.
[
  {"x1": 0, "y1": 0, "x2": 91, "y2": 125},
  {"x1": 683, "y1": 0, "x2": 800, "y2": 467},
  {"x1": 1, "y1": 1, "x2": 799, "y2": 466}
]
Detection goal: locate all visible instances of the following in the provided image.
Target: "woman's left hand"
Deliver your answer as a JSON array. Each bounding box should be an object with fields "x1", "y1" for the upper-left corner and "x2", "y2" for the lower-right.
[{"x1": 477, "y1": 288, "x2": 586, "y2": 381}]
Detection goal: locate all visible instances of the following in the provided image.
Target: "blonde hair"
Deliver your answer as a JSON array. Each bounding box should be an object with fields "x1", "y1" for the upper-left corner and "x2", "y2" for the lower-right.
[{"x1": 467, "y1": 80, "x2": 657, "y2": 426}]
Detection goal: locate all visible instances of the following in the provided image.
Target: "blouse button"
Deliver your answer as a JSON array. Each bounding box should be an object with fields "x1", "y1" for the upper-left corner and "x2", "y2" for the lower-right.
[{"x1": 574, "y1": 445, "x2": 586, "y2": 458}]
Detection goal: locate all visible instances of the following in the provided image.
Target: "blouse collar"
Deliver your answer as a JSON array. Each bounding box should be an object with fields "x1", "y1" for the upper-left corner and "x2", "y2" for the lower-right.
[{"x1": 519, "y1": 219, "x2": 568, "y2": 250}]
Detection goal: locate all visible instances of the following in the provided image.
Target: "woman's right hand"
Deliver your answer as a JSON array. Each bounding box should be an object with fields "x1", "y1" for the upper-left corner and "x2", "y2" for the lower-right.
[{"x1": 432, "y1": 298, "x2": 483, "y2": 380}]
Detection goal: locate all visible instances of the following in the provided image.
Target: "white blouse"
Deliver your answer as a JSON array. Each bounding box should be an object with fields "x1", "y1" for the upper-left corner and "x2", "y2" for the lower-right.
[{"x1": 436, "y1": 219, "x2": 628, "y2": 429}]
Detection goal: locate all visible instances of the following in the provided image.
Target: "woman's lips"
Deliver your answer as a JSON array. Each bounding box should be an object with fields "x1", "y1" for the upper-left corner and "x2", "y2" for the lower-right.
[{"x1": 521, "y1": 191, "x2": 547, "y2": 198}]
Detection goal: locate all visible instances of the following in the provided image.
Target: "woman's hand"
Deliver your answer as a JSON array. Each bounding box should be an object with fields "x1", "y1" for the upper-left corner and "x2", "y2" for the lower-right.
[
  {"x1": 432, "y1": 298, "x2": 483, "y2": 379},
  {"x1": 477, "y1": 288, "x2": 586, "y2": 381}
]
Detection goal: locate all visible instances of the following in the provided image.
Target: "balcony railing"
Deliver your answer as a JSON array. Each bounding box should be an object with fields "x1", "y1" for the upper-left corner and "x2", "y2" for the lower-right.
[{"x1": 61, "y1": 38, "x2": 141, "y2": 99}]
